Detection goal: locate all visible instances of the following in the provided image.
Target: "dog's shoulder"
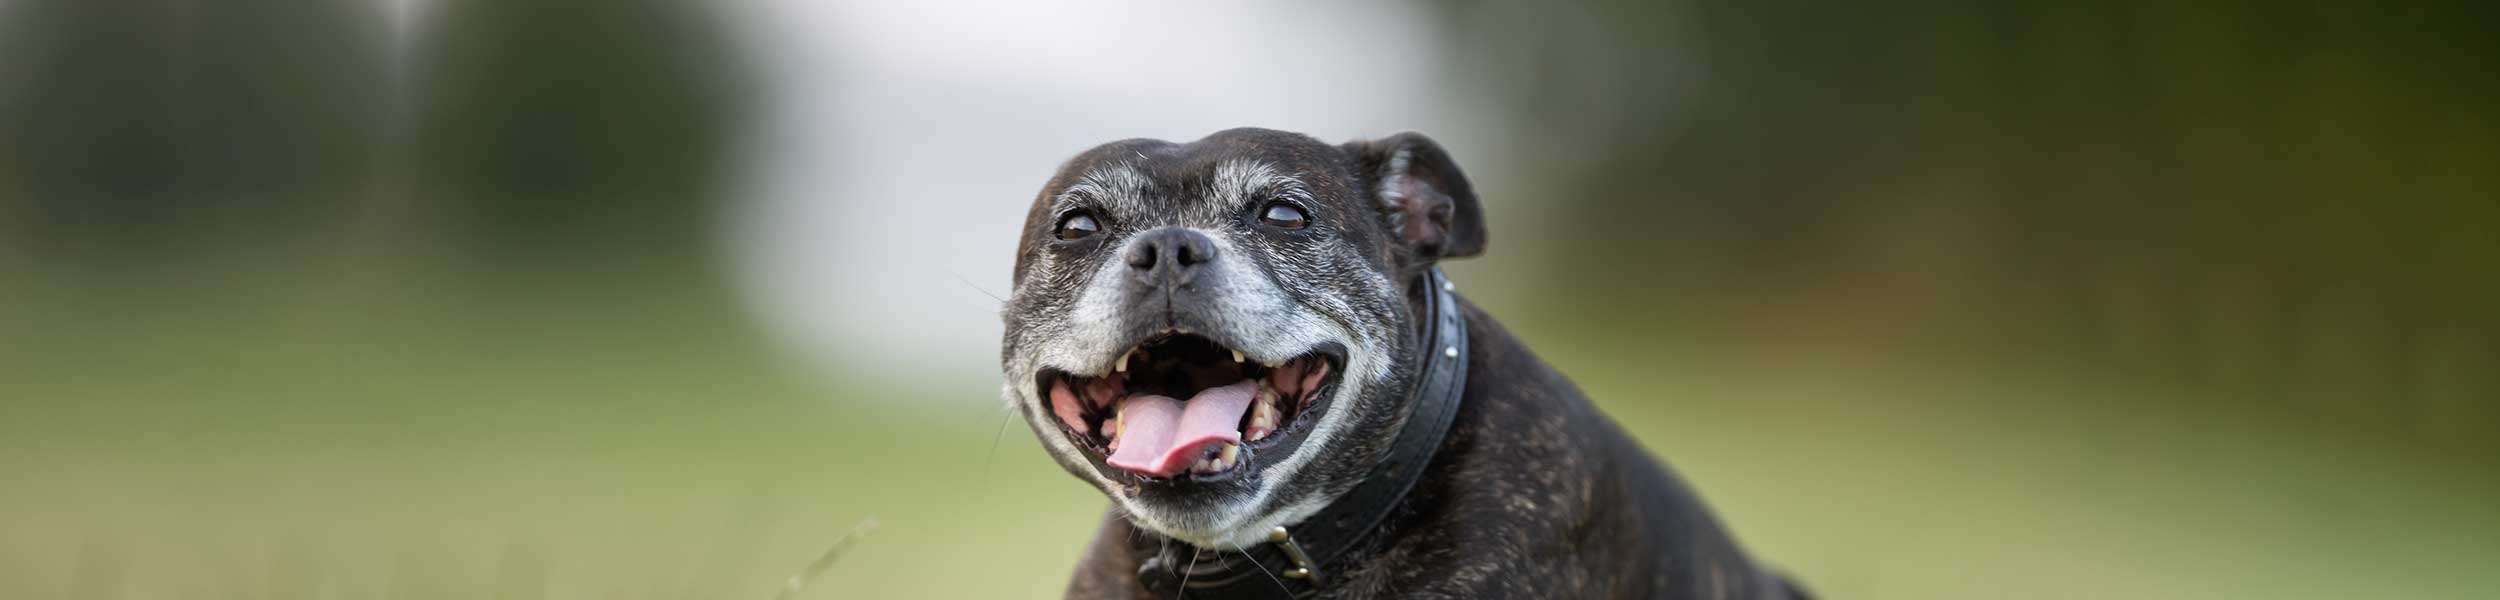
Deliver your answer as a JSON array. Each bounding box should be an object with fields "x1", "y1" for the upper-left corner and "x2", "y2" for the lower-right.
[
  {"x1": 1332, "y1": 302, "x2": 1799, "y2": 599},
  {"x1": 1322, "y1": 301, "x2": 1621, "y2": 597}
]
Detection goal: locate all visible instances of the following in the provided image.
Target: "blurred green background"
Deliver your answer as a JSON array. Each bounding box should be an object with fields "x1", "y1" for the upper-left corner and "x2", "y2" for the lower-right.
[{"x1": 3, "y1": 1, "x2": 2495, "y2": 598}]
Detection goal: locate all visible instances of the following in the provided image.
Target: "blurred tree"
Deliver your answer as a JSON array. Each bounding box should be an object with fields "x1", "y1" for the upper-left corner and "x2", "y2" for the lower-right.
[
  {"x1": 0, "y1": 0, "x2": 743, "y2": 268},
  {"x1": 410, "y1": 0, "x2": 743, "y2": 263},
  {"x1": 1441, "y1": 0, "x2": 2500, "y2": 447},
  {"x1": 0, "y1": 0, "x2": 386, "y2": 254}
]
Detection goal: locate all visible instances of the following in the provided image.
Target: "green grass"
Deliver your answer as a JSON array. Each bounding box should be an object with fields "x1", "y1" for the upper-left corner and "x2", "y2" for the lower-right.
[{"x1": 2, "y1": 261, "x2": 2493, "y2": 599}]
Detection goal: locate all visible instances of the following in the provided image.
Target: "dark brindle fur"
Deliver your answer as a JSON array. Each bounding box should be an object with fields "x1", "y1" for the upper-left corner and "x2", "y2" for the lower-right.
[{"x1": 1002, "y1": 128, "x2": 1808, "y2": 599}]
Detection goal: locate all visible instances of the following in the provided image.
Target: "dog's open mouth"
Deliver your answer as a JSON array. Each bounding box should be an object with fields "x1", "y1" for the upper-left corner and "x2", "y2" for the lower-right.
[{"x1": 1039, "y1": 333, "x2": 1344, "y2": 480}]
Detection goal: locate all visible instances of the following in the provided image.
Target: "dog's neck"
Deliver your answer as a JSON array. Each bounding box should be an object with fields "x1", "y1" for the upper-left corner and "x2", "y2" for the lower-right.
[{"x1": 1133, "y1": 267, "x2": 1470, "y2": 599}]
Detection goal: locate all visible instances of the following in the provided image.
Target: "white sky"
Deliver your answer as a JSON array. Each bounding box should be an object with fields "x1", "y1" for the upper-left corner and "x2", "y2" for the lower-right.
[
  {"x1": 717, "y1": 0, "x2": 1473, "y2": 385},
  {"x1": 357, "y1": 0, "x2": 1525, "y2": 391}
]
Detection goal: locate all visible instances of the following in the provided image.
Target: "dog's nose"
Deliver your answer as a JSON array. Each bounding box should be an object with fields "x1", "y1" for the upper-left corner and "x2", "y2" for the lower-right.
[{"x1": 1126, "y1": 228, "x2": 1217, "y2": 285}]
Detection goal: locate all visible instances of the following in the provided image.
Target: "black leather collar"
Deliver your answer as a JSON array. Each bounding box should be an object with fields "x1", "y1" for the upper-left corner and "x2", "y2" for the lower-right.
[{"x1": 1137, "y1": 267, "x2": 1469, "y2": 599}]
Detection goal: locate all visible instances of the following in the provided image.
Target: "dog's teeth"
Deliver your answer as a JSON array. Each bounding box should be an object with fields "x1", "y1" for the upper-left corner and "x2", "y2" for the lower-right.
[
  {"x1": 1232, "y1": 350, "x2": 1246, "y2": 364},
  {"x1": 1191, "y1": 443, "x2": 1241, "y2": 474},
  {"x1": 1105, "y1": 407, "x2": 1123, "y2": 450},
  {"x1": 1247, "y1": 384, "x2": 1280, "y2": 441},
  {"x1": 1115, "y1": 349, "x2": 1133, "y2": 373}
]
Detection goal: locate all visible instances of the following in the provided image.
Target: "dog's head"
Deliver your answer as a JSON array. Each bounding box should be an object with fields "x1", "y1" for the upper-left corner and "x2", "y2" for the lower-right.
[{"x1": 999, "y1": 128, "x2": 1484, "y2": 548}]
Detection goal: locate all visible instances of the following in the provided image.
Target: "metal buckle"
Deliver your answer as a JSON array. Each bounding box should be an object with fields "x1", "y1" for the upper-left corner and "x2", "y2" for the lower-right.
[{"x1": 1268, "y1": 526, "x2": 1322, "y2": 582}]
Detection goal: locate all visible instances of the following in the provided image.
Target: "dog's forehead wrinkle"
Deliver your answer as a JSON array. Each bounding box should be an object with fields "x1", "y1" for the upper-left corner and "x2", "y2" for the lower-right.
[
  {"x1": 1208, "y1": 158, "x2": 1310, "y2": 211},
  {"x1": 1058, "y1": 161, "x2": 1154, "y2": 219}
]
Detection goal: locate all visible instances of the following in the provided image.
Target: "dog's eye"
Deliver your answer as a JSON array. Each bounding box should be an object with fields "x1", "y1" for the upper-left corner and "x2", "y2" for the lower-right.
[
  {"x1": 1055, "y1": 211, "x2": 1101, "y2": 240},
  {"x1": 1259, "y1": 202, "x2": 1309, "y2": 230}
]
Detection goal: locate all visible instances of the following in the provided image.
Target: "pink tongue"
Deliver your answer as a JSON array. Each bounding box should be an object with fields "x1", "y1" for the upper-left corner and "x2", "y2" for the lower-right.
[{"x1": 1105, "y1": 380, "x2": 1259, "y2": 477}]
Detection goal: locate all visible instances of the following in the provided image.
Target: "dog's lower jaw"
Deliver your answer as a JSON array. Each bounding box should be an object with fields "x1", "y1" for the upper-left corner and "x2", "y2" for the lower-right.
[
  {"x1": 1120, "y1": 491, "x2": 1338, "y2": 550},
  {"x1": 1121, "y1": 509, "x2": 1254, "y2": 550},
  {"x1": 1105, "y1": 441, "x2": 1336, "y2": 549}
]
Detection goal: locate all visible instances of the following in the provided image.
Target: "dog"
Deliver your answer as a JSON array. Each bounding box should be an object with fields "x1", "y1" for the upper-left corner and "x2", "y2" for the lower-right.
[{"x1": 1000, "y1": 128, "x2": 1809, "y2": 599}]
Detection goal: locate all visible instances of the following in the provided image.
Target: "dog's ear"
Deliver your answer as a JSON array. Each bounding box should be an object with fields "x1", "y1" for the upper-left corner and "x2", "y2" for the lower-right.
[{"x1": 1344, "y1": 132, "x2": 1485, "y2": 261}]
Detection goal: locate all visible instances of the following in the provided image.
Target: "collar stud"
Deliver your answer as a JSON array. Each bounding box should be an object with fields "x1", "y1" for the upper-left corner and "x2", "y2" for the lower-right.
[{"x1": 1268, "y1": 526, "x2": 1322, "y2": 582}]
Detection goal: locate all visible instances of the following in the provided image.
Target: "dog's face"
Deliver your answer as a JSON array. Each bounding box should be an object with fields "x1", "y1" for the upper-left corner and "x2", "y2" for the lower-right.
[{"x1": 1000, "y1": 128, "x2": 1485, "y2": 548}]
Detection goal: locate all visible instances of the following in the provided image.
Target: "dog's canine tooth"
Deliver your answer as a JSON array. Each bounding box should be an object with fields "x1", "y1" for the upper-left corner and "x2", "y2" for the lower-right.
[
  {"x1": 1231, "y1": 350, "x2": 1246, "y2": 364},
  {"x1": 1106, "y1": 407, "x2": 1124, "y2": 450},
  {"x1": 1247, "y1": 384, "x2": 1280, "y2": 441},
  {"x1": 1115, "y1": 349, "x2": 1132, "y2": 373}
]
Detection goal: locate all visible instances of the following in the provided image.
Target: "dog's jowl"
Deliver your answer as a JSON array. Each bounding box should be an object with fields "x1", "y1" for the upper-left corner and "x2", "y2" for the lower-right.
[{"x1": 1001, "y1": 128, "x2": 1810, "y2": 599}]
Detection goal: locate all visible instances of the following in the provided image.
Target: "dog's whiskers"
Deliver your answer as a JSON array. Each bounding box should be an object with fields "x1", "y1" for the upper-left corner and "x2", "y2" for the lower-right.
[
  {"x1": 1177, "y1": 547, "x2": 1202, "y2": 598},
  {"x1": 1228, "y1": 541, "x2": 1292, "y2": 593},
  {"x1": 945, "y1": 269, "x2": 1006, "y2": 305},
  {"x1": 978, "y1": 403, "x2": 1015, "y2": 482}
]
